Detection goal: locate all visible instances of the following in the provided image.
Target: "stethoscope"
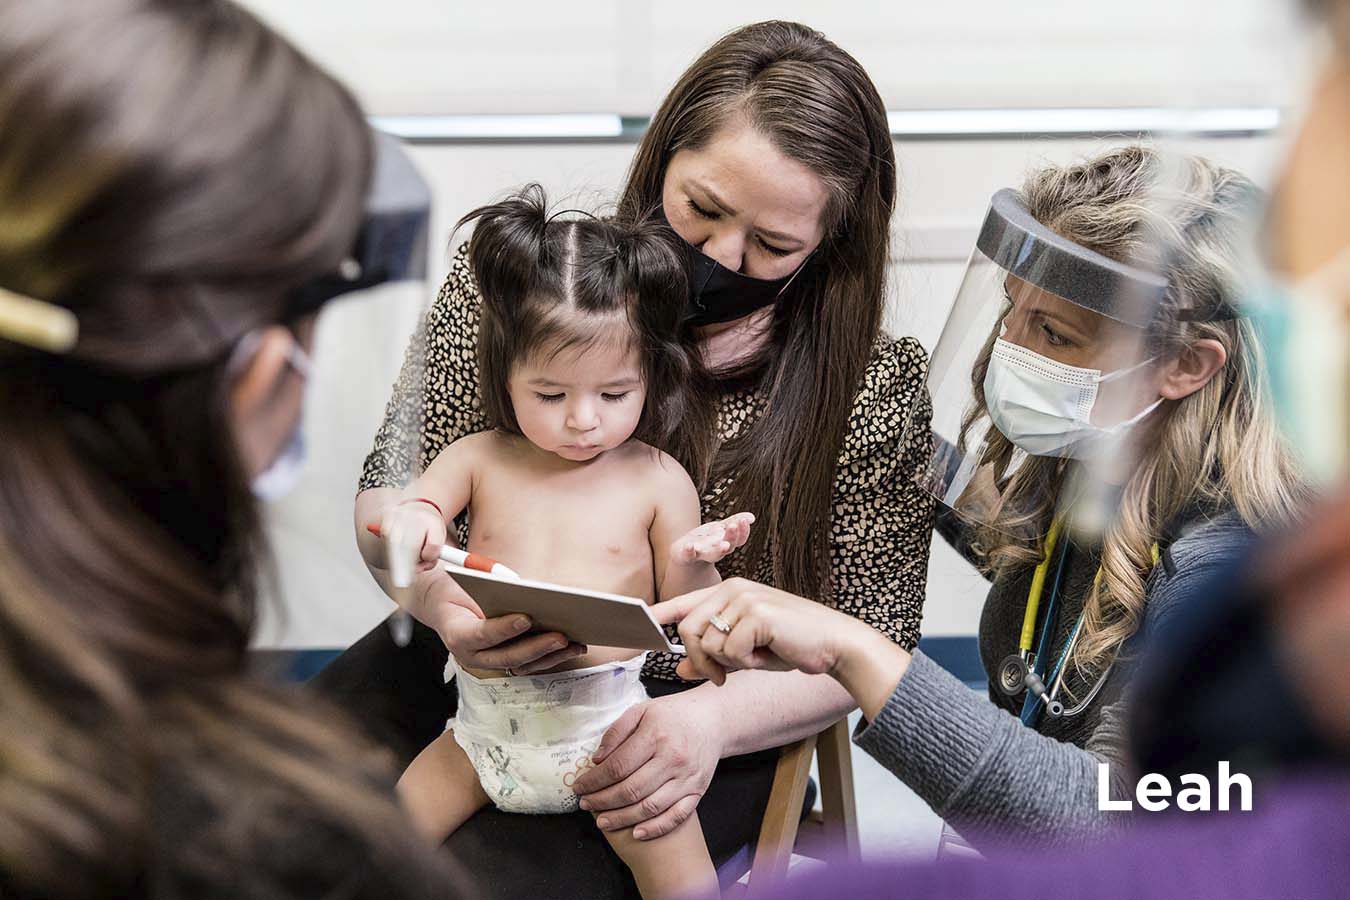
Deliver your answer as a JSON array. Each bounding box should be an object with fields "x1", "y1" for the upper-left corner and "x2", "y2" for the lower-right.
[{"x1": 995, "y1": 518, "x2": 1159, "y2": 726}]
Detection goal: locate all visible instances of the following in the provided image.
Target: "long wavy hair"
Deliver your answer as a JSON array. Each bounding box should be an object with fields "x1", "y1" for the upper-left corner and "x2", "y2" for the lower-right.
[
  {"x1": 618, "y1": 20, "x2": 897, "y2": 600},
  {"x1": 958, "y1": 146, "x2": 1308, "y2": 685},
  {"x1": 0, "y1": 1, "x2": 459, "y2": 896}
]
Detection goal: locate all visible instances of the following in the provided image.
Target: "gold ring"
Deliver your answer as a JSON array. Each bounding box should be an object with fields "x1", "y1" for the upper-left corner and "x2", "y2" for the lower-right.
[{"x1": 708, "y1": 613, "x2": 733, "y2": 635}]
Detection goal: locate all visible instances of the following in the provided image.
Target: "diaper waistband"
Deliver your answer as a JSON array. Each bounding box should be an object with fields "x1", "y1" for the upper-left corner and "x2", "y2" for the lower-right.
[
  {"x1": 452, "y1": 654, "x2": 648, "y2": 746},
  {"x1": 454, "y1": 653, "x2": 646, "y2": 688},
  {"x1": 453, "y1": 654, "x2": 646, "y2": 712}
]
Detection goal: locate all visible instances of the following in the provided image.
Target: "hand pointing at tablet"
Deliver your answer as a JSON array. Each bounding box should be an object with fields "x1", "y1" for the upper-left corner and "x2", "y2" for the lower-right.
[{"x1": 652, "y1": 578, "x2": 912, "y2": 721}]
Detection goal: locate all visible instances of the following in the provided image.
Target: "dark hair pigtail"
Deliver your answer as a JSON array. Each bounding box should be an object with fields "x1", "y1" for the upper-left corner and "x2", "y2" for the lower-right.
[
  {"x1": 459, "y1": 183, "x2": 553, "y2": 324},
  {"x1": 459, "y1": 184, "x2": 558, "y2": 432}
]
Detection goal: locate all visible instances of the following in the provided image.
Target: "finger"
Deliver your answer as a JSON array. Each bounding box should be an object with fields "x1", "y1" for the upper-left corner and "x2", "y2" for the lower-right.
[
  {"x1": 631, "y1": 794, "x2": 701, "y2": 841},
  {"x1": 578, "y1": 759, "x2": 670, "y2": 814},
  {"x1": 591, "y1": 704, "x2": 643, "y2": 764},
  {"x1": 726, "y1": 521, "x2": 751, "y2": 548},
  {"x1": 469, "y1": 614, "x2": 533, "y2": 650},
  {"x1": 673, "y1": 657, "x2": 722, "y2": 682},
  {"x1": 471, "y1": 630, "x2": 572, "y2": 669},
  {"x1": 698, "y1": 623, "x2": 731, "y2": 685},
  {"x1": 383, "y1": 514, "x2": 421, "y2": 589},
  {"x1": 418, "y1": 527, "x2": 444, "y2": 564},
  {"x1": 720, "y1": 612, "x2": 763, "y2": 668},
  {"x1": 675, "y1": 602, "x2": 720, "y2": 686},
  {"x1": 720, "y1": 618, "x2": 795, "y2": 674},
  {"x1": 573, "y1": 714, "x2": 655, "y2": 793},
  {"x1": 514, "y1": 642, "x2": 588, "y2": 675},
  {"x1": 650, "y1": 586, "x2": 720, "y2": 626},
  {"x1": 590, "y1": 778, "x2": 683, "y2": 831}
]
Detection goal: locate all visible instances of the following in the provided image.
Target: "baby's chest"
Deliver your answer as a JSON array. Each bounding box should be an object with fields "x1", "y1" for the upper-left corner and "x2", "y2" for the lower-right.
[{"x1": 467, "y1": 470, "x2": 656, "y2": 590}]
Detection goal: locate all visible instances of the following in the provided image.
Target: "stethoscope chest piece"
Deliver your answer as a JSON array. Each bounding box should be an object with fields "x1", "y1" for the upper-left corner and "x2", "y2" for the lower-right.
[{"x1": 997, "y1": 653, "x2": 1030, "y2": 696}]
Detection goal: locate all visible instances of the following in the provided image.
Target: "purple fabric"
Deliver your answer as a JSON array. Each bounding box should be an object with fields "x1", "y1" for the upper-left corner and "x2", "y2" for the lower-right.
[{"x1": 780, "y1": 779, "x2": 1350, "y2": 899}]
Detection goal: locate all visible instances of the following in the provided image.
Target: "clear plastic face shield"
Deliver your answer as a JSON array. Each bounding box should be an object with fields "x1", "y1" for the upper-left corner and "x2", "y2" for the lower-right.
[{"x1": 920, "y1": 188, "x2": 1169, "y2": 538}]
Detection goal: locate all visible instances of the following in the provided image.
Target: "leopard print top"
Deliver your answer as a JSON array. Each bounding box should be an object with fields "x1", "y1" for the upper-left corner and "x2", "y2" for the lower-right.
[{"x1": 359, "y1": 245, "x2": 937, "y2": 681}]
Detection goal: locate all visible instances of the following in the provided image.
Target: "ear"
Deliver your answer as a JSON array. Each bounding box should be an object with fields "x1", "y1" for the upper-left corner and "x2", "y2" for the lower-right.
[
  {"x1": 228, "y1": 325, "x2": 300, "y2": 476},
  {"x1": 228, "y1": 326, "x2": 295, "y2": 417},
  {"x1": 1157, "y1": 338, "x2": 1227, "y2": 402}
]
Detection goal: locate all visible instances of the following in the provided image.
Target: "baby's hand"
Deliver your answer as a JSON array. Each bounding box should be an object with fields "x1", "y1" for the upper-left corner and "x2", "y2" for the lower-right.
[
  {"x1": 378, "y1": 500, "x2": 448, "y2": 582},
  {"x1": 670, "y1": 512, "x2": 755, "y2": 565}
]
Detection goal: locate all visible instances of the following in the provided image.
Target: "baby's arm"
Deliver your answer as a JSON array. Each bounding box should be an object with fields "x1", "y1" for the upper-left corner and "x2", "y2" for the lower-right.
[
  {"x1": 650, "y1": 456, "x2": 753, "y2": 600},
  {"x1": 356, "y1": 433, "x2": 481, "y2": 572}
]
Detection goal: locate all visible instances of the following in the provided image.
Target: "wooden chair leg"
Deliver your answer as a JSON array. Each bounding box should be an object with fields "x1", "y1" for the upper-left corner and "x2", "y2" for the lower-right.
[
  {"x1": 814, "y1": 717, "x2": 860, "y2": 863},
  {"x1": 744, "y1": 716, "x2": 860, "y2": 895},
  {"x1": 747, "y1": 733, "x2": 817, "y2": 887}
]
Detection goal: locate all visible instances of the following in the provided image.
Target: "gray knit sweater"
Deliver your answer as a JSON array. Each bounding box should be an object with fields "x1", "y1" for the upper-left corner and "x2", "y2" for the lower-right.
[{"x1": 853, "y1": 509, "x2": 1254, "y2": 849}]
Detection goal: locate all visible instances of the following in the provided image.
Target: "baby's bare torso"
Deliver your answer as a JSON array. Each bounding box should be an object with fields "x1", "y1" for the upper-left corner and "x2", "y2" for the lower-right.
[{"x1": 460, "y1": 432, "x2": 662, "y2": 677}]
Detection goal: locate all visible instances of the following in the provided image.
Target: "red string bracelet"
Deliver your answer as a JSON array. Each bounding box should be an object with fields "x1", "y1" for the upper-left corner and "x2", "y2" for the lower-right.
[{"x1": 397, "y1": 497, "x2": 445, "y2": 519}]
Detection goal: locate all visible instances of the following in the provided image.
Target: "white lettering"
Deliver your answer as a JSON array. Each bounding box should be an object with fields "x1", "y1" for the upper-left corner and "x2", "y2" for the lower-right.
[
  {"x1": 1097, "y1": 763, "x2": 1133, "y2": 811},
  {"x1": 1136, "y1": 773, "x2": 1171, "y2": 811},
  {"x1": 1097, "y1": 762, "x2": 1251, "y2": 812},
  {"x1": 1218, "y1": 761, "x2": 1253, "y2": 812},
  {"x1": 1176, "y1": 774, "x2": 1211, "y2": 812}
]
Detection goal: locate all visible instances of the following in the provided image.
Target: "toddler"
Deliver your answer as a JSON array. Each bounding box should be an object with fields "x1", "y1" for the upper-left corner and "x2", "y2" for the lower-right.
[{"x1": 372, "y1": 186, "x2": 751, "y2": 900}]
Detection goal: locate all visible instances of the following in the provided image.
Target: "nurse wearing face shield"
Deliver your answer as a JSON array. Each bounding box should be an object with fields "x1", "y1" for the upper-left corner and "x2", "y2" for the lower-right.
[{"x1": 658, "y1": 145, "x2": 1307, "y2": 848}]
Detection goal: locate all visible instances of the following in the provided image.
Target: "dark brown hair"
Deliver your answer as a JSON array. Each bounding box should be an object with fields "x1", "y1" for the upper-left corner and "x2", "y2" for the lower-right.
[
  {"x1": 0, "y1": 1, "x2": 459, "y2": 896},
  {"x1": 462, "y1": 184, "x2": 713, "y2": 471},
  {"x1": 619, "y1": 20, "x2": 897, "y2": 599}
]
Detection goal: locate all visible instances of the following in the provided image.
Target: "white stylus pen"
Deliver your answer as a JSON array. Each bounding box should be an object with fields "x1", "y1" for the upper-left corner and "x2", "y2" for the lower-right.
[{"x1": 366, "y1": 522, "x2": 522, "y2": 578}]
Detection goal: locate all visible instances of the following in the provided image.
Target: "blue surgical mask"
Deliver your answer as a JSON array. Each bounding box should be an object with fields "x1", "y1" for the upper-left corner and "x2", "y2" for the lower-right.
[
  {"x1": 251, "y1": 424, "x2": 307, "y2": 501},
  {"x1": 1250, "y1": 250, "x2": 1350, "y2": 486},
  {"x1": 230, "y1": 331, "x2": 313, "y2": 502}
]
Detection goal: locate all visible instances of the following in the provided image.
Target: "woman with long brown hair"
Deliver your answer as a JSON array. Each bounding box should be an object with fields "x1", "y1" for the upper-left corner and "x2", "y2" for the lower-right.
[
  {"x1": 328, "y1": 19, "x2": 935, "y2": 895},
  {"x1": 0, "y1": 1, "x2": 463, "y2": 896}
]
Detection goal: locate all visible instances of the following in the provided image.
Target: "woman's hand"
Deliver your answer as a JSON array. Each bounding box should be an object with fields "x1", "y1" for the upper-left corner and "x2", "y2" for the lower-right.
[
  {"x1": 651, "y1": 578, "x2": 876, "y2": 685},
  {"x1": 571, "y1": 690, "x2": 723, "y2": 841},
  {"x1": 410, "y1": 567, "x2": 588, "y2": 675},
  {"x1": 654, "y1": 578, "x2": 912, "y2": 719}
]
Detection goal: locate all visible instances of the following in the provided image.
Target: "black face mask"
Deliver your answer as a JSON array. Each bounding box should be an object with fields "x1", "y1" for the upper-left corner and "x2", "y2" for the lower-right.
[{"x1": 664, "y1": 210, "x2": 814, "y2": 327}]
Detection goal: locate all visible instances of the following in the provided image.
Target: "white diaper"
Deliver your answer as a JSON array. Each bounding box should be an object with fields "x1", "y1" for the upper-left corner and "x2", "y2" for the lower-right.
[{"x1": 447, "y1": 654, "x2": 649, "y2": 814}]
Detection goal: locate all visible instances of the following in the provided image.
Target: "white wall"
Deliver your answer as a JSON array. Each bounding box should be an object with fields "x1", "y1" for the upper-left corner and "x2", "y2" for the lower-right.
[
  {"x1": 243, "y1": 1, "x2": 1300, "y2": 114},
  {"x1": 247, "y1": 3, "x2": 1308, "y2": 649}
]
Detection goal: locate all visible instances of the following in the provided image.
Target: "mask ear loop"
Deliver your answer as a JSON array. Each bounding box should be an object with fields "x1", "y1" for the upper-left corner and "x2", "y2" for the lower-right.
[
  {"x1": 1093, "y1": 353, "x2": 1158, "y2": 385},
  {"x1": 773, "y1": 249, "x2": 816, "y2": 299},
  {"x1": 225, "y1": 327, "x2": 311, "y2": 382}
]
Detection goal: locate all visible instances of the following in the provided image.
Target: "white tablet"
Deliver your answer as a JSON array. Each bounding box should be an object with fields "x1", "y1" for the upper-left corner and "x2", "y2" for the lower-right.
[{"x1": 443, "y1": 564, "x2": 686, "y2": 655}]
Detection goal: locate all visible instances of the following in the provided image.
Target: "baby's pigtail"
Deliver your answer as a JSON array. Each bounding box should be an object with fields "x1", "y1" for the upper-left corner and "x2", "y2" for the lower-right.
[{"x1": 458, "y1": 183, "x2": 552, "y2": 324}]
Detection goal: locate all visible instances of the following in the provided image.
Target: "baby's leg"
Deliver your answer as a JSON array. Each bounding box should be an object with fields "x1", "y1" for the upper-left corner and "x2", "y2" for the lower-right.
[
  {"x1": 397, "y1": 730, "x2": 491, "y2": 843},
  {"x1": 601, "y1": 811, "x2": 719, "y2": 900}
]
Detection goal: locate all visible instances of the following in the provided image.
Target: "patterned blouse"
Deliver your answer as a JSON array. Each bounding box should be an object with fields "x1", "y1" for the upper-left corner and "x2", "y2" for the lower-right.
[{"x1": 359, "y1": 245, "x2": 937, "y2": 681}]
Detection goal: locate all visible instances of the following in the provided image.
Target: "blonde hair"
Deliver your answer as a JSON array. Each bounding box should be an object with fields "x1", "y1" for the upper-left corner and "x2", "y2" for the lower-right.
[{"x1": 962, "y1": 145, "x2": 1308, "y2": 687}]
